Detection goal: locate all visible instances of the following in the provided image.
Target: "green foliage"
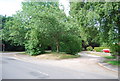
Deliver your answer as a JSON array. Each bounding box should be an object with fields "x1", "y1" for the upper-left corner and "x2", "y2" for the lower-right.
[
  {"x1": 60, "y1": 54, "x2": 80, "y2": 59},
  {"x1": 2, "y1": 15, "x2": 27, "y2": 46},
  {"x1": 86, "y1": 46, "x2": 93, "y2": 51},
  {"x1": 93, "y1": 47, "x2": 109, "y2": 52},
  {"x1": 106, "y1": 60, "x2": 120, "y2": 66},
  {"x1": 2, "y1": 2, "x2": 119, "y2": 57},
  {"x1": 60, "y1": 35, "x2": 82, "y2": 55},
  {"x1": 109, "y1": 44, "x2": 120, "y2": 56},
  {"x1": 22, "y1": 2, "x2": 82, "y2": 55},
  {"x1": 104, "y1": 56, "x2": 116, "y2": 59},
  {"x1": 1, "y1": 2, "x2": 82, "y2": 55},
  {"x1": 25, "y1": 40, "x2": 46, "y2": 56},
  {"x1": 71, "y1": 2, "x2": 100, "y2": 45},
  {"x1": 71, "y1": 2, "x2": 119, "y2": 57}
]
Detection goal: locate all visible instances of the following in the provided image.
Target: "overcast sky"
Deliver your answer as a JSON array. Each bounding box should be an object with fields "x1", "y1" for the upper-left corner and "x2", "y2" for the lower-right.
[
  {"x1": 0, "y1": 0, "x2": 70, "y2": 16},
  {"x1": 59, "y1": 0, "x2": 70, "y2": 16},
  {"x1": 0, "y1": 0, "x2": 24, "y2": 16}
]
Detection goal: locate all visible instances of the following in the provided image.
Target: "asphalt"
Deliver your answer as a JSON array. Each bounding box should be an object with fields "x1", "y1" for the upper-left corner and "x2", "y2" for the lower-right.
[
  {"x1": 0, "y1": 52, "x2": 119, "y2": 79},
  {"x1": 78, "y1": 51, "x2": 119, "y2": 72}
]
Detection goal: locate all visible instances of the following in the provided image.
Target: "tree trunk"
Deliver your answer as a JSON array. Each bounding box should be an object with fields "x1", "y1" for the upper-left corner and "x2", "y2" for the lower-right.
[
  {"x1": 56, "y1": 45, "x2": 59, "y2": 53},
  {"x1": 56, "y1": 41, "x2": 59, "y2": 53}
]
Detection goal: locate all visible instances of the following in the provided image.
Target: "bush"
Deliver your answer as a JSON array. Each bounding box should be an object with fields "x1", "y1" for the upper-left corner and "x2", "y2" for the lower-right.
[
  {"x1": 109, "y1": 43, "x2": 120, "y2": 56},
  {"x1": 60, "y1": 35, "x2": 82, "y2": 55},
  {"x1": 25, "y1": 41, "x2": 46, "y2": 56},
  {"x1": 86, "y1": 46, "x2": 93, "y2": 51},
  {"x1": 93, "y1": 47, "x2": 109, "y2": 52}
]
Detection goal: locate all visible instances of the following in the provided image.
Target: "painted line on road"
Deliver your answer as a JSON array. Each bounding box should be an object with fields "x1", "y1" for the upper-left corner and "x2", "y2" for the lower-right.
[
  {"x1": 14, "y1": 55, "x2": 29, "y2": 61},
  {"x1": 24, "y1": 66, "x2": 49, "y2": 76},
  {"x1": 14, "y1": 57, "x2": 50, "y2": 77}
]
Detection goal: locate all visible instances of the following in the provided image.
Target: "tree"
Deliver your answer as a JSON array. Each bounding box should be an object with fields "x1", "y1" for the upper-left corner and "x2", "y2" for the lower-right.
[
  {"x1": 70, "y1": 2, "x2": 120, "y2": 56},
  {"x1": 70, "y1": 2, "x2": 100, "y2": 47},
  {"x1": 2, "y1": 15, "x2": 27, "y2": 46},
  {"x1": 1, "y1": 15, "x2": 26, "y2": 51},
  {"x1": 2, "y1": 2, "x2": 82, "y2": 55}
]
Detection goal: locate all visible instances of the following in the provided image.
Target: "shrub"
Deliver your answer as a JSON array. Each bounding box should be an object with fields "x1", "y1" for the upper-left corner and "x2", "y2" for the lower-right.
[
  {"x1": 60, "y1": 35, "x2": 82, "y2": 55},
  {"x1": 25, "y1": 29, "x2": 49, "y2": 56},
  {"x1": 93, "y1": 47, "x2": 109, "y2": 52},
  {"x1": 25, "y1": 40, "x2": 46, "y2": 56},
  {"x1": 86, "y1": 46, "x2": 93, "y2": 51},
  {"x1": 109, "y1": 43, "x2": 120, "y2": 56}
]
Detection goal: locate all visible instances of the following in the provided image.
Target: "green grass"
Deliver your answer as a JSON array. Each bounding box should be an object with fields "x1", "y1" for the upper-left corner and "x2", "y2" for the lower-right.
[
  {"x1": 93, "y1": 47, "x2": 109, "y2": 52},
  {"x1": 60, "y1": 54, "x2": 80, "y2": 59},
  {"x1": 106, "y1": 60, "x2": 120, "y2": 66},
  {"x1": 49, "y1": 52, "x2": 80, "y2": 59},
  {"x1": 103, "y1": 56, "x2": 120, "y2": 66},
  {"x1": 104, "y1": 56, "x2": 116, "y2": 59}
]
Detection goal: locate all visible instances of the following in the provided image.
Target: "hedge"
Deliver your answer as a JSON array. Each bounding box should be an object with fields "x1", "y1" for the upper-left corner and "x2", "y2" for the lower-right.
[
  {"x1": 86, "y1": 46, "x2": 93, "y2": 51},
  {"x1": 93, "y1": 47, "x2": 109, "y2": 52}
]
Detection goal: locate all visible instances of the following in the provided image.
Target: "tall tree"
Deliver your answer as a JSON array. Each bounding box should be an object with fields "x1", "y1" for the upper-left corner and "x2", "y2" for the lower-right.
[
  {"x1": 70, "y1": 2, "x2": 120, "y2": 56},
  {"x1": 2, "y1": 2, "x2": 82, "y2": 55}
]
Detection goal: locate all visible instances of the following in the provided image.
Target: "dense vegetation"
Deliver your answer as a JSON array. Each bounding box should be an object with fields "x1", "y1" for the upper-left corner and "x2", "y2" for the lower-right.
[
  {"x1": 1, "y1": 2, "x2": 120, "y2": 57},
  {"x1": 70, "y1": 2, "x2": 120, "y2": 57}
]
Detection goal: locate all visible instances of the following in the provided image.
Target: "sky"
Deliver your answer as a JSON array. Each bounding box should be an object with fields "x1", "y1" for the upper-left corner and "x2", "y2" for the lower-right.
[
  {"x1": 0, "y1": 0, "x2": 24, "y2": 16},
  {"x1": 0, "y1": 0, "x2": 70, "y2": 16},
  {"x1": 59, "y1": 0, "x2": 70, "y2": 17}
]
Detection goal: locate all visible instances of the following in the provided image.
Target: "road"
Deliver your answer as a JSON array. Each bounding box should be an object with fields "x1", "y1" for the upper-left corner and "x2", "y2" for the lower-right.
[{"x1": 0, "y1": 52, "x2": 118, "y2": 79}]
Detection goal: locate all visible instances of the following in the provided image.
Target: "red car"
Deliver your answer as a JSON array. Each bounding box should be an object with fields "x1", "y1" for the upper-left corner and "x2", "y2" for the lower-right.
[{"x1": 102, "y1": 49, "x2": 110, "y2": 53}]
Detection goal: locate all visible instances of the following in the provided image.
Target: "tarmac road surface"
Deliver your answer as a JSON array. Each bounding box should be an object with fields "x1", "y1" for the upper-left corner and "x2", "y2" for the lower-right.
[{"x1": 0, "y1": 52, "x2": 118, "y2": 79}]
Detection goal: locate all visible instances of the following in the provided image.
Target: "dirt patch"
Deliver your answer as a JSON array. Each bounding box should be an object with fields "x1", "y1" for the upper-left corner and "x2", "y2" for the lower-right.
[
  {"x1": 36, "y1": 54, "x2": 60, "y2": 60},
  {"x1": 35, "y1": 53, "x2": 80, "y2": 60}
]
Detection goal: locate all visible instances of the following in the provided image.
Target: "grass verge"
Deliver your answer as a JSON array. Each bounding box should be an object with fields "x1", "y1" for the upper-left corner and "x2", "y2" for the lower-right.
[
  {"x1": 85, "y1": 51, "x2": 120, "y2": 66},
  {"x1": 60, "y1": 54, "x2": 80, "y2": 59},
  {"x1": 105, "y1": 60, "x2": 120, "y2": 66},
  {"x1": 103, "y1": 56, "x2": 120, "y2": 66},
  {"x1": 104, "y1": 56, "x2": 116, "y2": 59}
]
